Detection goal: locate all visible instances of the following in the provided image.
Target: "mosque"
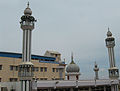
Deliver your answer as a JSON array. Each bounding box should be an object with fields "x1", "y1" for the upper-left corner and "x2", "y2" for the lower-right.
[{"x1": 0, "y1": 2, "x2": 119, "y2": 91}]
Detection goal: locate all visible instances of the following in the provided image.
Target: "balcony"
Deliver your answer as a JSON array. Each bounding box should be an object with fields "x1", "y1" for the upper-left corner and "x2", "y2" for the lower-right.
[{"x1": 18, "y1": 72, "x2": 34, "y2": 77}]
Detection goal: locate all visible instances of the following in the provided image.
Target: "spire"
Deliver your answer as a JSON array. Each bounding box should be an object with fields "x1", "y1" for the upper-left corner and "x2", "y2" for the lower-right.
[
  {"x1": 107, "y1": 27, "x2": 112, "y2": 37},
  {"x1": 71, "y1": 52, "x2": 73, "y2": 61},
  {"x1": 70, "y1": 52, "x2": 75, "y2": 64},
  {"x1": 94, "y1": 61, "x2": 97, "y2": 68},
  {"x1": 27, "y1": 2, "x2": 29, "y2": 8},
  {"x1": 108, "y1": 27, "x2": 110, "y2": 31}
]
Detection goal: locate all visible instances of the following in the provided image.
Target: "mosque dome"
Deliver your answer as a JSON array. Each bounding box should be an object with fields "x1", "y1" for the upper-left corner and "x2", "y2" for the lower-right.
[
  {"x1": 24, "y1": 2, "x2": 32, "y2": 15},
  {"x1": 66, "y1": 54, "x2": 80, "y2": 73}
]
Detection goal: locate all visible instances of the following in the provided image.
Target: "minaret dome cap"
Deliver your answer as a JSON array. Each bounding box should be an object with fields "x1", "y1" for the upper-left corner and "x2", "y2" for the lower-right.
[{"x1": 24, "y1": 2, "x2": 32, "y2": 15}]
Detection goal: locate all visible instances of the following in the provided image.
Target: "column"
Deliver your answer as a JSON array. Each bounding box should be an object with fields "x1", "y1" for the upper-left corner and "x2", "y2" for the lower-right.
[
  {"x1": 59, "y1": 69, "x2": 63, "y2": 80},
  {"x1": 23, "y1": 81, "x2": 25, "y2": 91},
  {"x1": 104, "y1": 86, "x2": 106, "y2": 91},
  {"x1": 111, "y1": 85, "x2": 119, "y2": 91},
  {"x1": 0, "y1": 85, "x2": 1, "y2": 91},
  {"x1": 89, "y1": 87, "x2": 92, "y2": 91},
  {"x1": 111, "y1": 85, "x2": 115, "y2": 91},
  {"x1": 21, "y1": 81, "x2": 23, "y2": 91},
  {"x1": 115, "y1": 85, "x2": 119, "y2": 91},
  {"x1": 27, "y1": 81, "x2": 29, "y2": 91}
]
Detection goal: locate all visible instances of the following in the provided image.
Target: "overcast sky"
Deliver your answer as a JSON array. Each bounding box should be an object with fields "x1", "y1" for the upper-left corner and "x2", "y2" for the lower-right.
[{"x1": 0, "y1": 0, "x2": 120, "y2": 79}]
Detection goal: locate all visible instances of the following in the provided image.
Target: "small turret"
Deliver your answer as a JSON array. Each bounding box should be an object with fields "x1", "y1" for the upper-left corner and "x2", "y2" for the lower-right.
[{"x1": 93, "y1": 62, "x2": 99, "y2": 80}]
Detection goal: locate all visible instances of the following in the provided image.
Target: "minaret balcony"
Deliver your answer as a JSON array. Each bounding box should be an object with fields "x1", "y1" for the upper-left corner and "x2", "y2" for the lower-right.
[
  {"x1": 108, "y1": 67, "x2": 119, "y2": 79},
  {"x1": 18, "y1": 72, "x2": 34, "y2": 77},
  {"x1": 21, "y1": 25, "x2": 34, "y2": 30}
]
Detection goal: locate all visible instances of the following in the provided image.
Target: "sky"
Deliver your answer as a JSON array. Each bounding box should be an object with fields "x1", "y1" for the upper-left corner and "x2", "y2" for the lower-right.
[{"x1": 0, "y1": 0, "x2": 120, "y2": 79}]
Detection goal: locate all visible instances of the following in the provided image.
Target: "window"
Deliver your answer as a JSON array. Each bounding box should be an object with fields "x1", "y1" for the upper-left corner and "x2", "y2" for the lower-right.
[
  {"x1": 32, "y1": 78, "x2": 35, "y2": 80},
  {"x1": 52, "y1": 68, "x2": 55, "y2": 72},
  {"x1": 36, "y1": 67, "x2": 39, "y2": 71},
  {"x1": 52, "y1": 68, "x2": 58, "y2": 72},
  {"x1": 62, "y1": 69, "x2": 64, "y2": 72},
  {"x1": 36, "y1": 78, "x2": 39, "y2": 80},
  {"x1": 10, "y1": 66, "x2": 18, "y2": 71},
  {"x1": 44, "y1": 78, "x2": 47, "y2": 80},
  {"x1": 9, "y1": 78, "x2": 13, "y2": 82},
  {"x1": 0, "y1": 78, "x2": 1, "y2": 82},
  {"x1": 32, "y1": 67, "x2": 39, "y2": 71},
  {"x1": 56, "y1": 68, "x2": 59, "y2": 72},
  {"x1": 34, "y1": 67, "x2": 39, "y2": 72},
  {"x1": 44, "y1": 67, "x2": 47, "y2": 72},
  {"x1": 55, "y1": 54, "x2": 57, "y2": 57},
  {"x1": 1, "y1": 87, "x2": 8, "y2": 91},
  {"x1": 52, "y1": 78, "x2": 56, "y2": 80},
  {"x1": 15, "y1": 66, "x2": 18, "y2": 71},
  {"x1": 11, "y1": 89, "x2": 16, "y2": 91},
  {"x1": 0, "y1": 65, "x2": 2, "y2": 70},
  {"x1": 10, "y1": 66, "x2": 13, "y2": 70},
  {"x1": 33, "y1": 78, "x2": 39, "y2": 80},
  {"x1": 9, "y1": 78, "x2": 18, "y2": 82},
  {"x1": 40, "y1": 78, "x2": 47, "y2": 80},
  {"x1": 32, "y1": 67, "x2": 35, "y2": 71},
  {"x1": 40, "y1": 67, "x2": 43, "y2": 72},
  {"x1": 40, "y1": 78, "x2": 43, "y2": 80}
]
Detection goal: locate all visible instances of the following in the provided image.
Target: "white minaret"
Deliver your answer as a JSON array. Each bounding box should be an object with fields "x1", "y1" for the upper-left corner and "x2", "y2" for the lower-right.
[
  {"x1": 18, "y1": 2, "x2": 36, "y2": 91},
  {"x1": 105, "y1": 28, "x2": 119, "y2": 91},
  {"x1": 105, "y1": 28, "x2": 119, "y2": 79},
  {"x1": 93, "y1": 62, "x2": 99, "y2": 80}
]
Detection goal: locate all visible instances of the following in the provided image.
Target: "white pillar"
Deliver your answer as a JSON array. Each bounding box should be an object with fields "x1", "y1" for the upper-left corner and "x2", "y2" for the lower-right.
[
  {"x1": 27, "y1": 81, "x2": 29, "y2": 91},
  {"x1": 89, "y1": 87, "x2": 92, "y2": 91},
  {"x1": 115, "y1": 85, "x2": 119, "y2": 91},
  {"x1": 23, "y1": 81, "x2": 25, "y2": 91},
  {"x1": 111, "y1": 85, "x2": 116, "y2": 91},
  {"x1": 0, "y1": 85, "x2": 1, "y2": 91},
  {"x1": 114, "y1": 85, "x2": 119, "y2": 91},
  {"x1": 104, "y1": 86, "x2": 106, "y2": 91}
]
